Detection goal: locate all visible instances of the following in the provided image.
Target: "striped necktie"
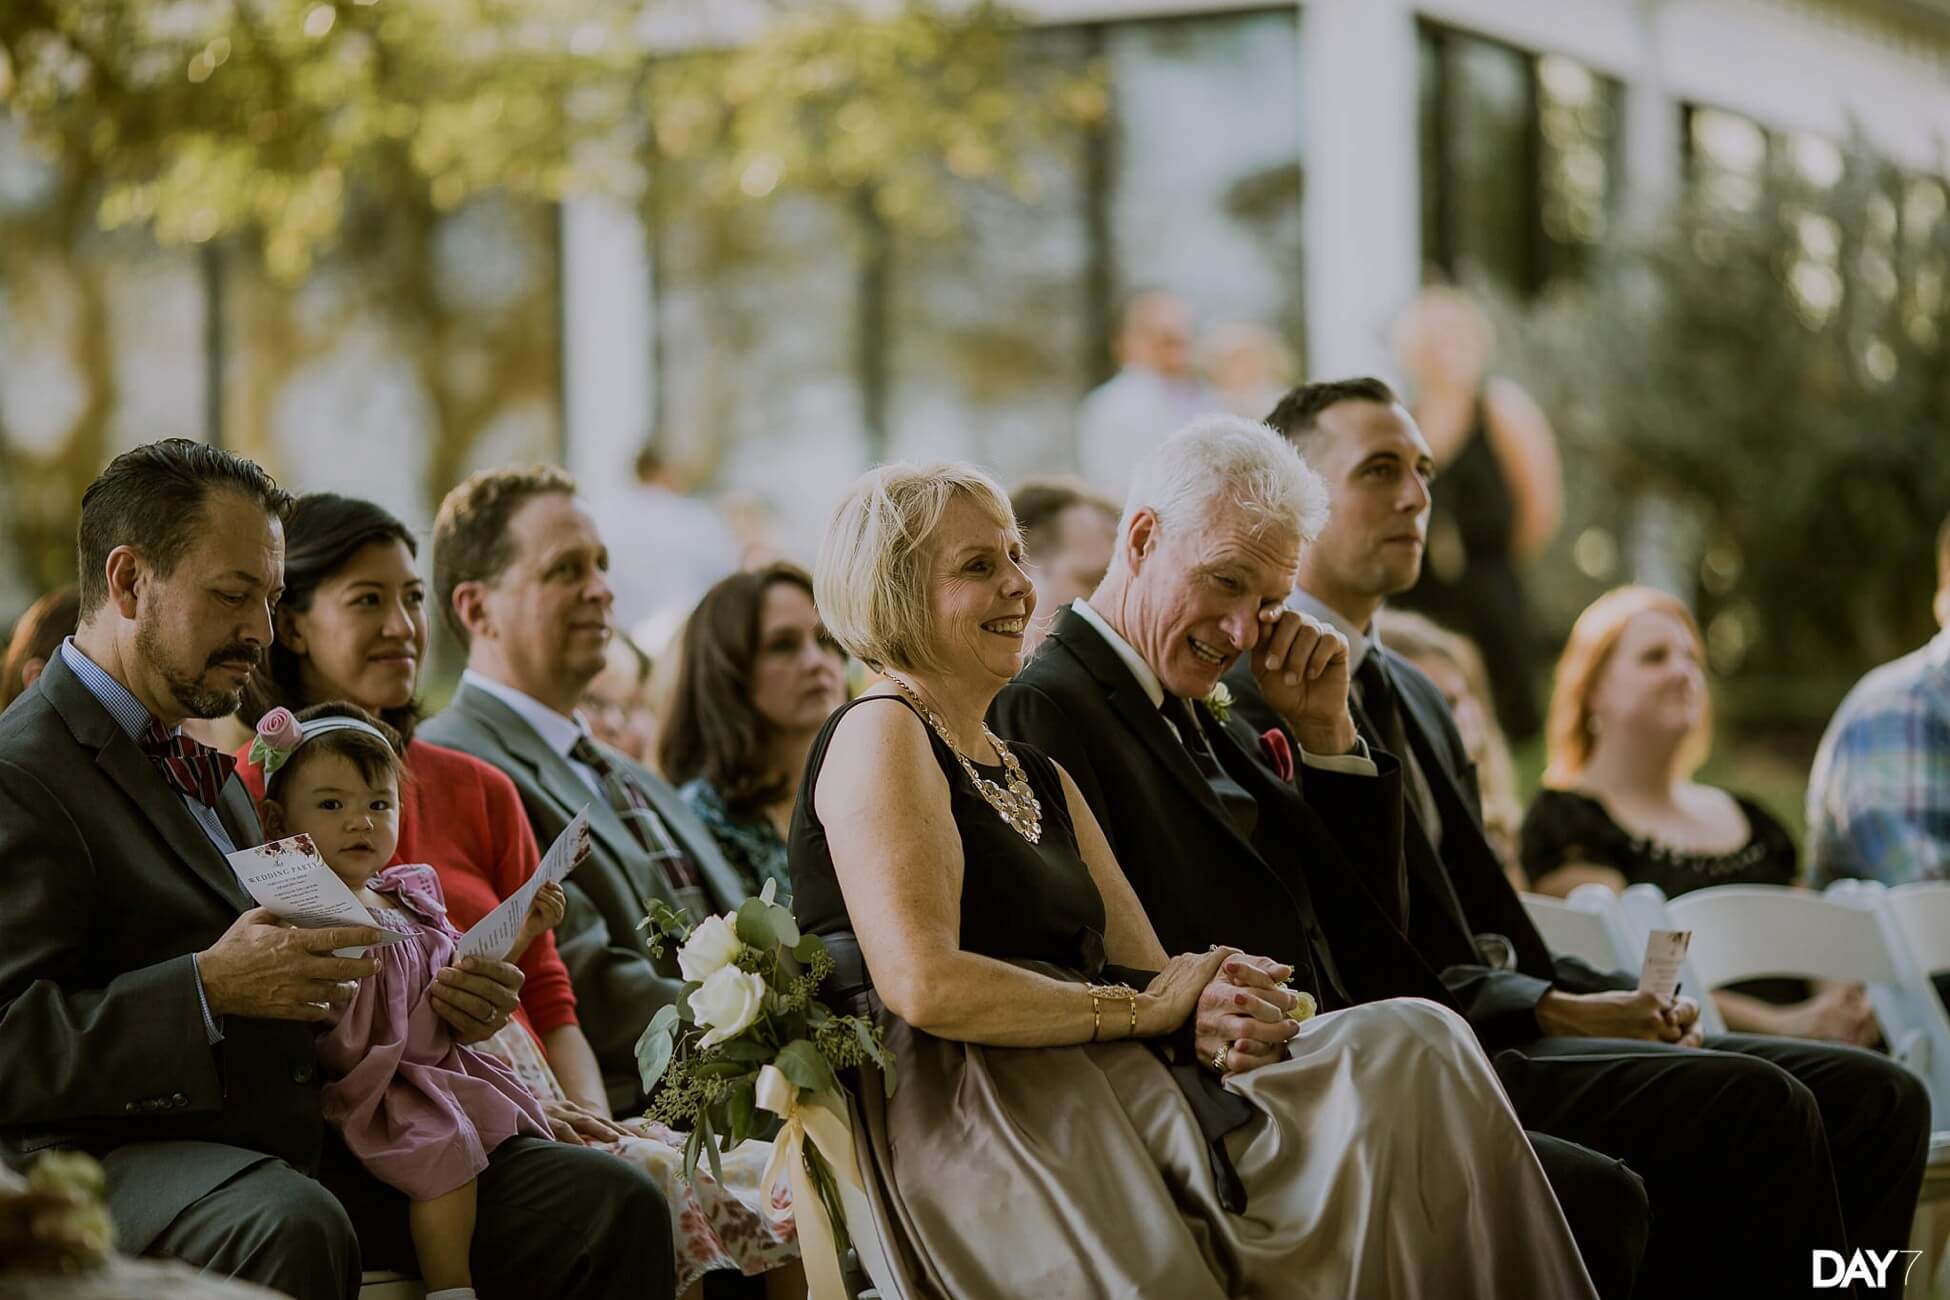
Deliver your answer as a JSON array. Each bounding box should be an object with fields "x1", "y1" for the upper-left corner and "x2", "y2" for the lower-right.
[{"x1": 569, "y1": 735, "x2": 711, "y2": 911}]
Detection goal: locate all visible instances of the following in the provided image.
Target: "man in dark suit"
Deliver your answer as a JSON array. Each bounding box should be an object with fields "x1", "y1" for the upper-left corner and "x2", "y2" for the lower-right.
[
  {"x1": 993, "y1": 415, "x2": 1649, "y2": 1299},
  {"x1": 1237, "y1": 378, "x2": 1930, "y2": 1297},
  {"x1": 0, "y1": 441, "x2": 674, "y2": 1299},
  {"x1": 420, "y1": 465, "x2": 745, "y2": 1116}
]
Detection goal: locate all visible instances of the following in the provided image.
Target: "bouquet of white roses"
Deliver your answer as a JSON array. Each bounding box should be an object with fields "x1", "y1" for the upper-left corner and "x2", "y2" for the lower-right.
[{"x1": 635, "y1": 879, "x2": 893, "y2": 1298}]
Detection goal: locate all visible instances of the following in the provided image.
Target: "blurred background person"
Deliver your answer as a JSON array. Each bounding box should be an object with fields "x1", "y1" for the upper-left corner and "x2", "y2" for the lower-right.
[
  {"x1": 1374, "y1": 607, "x2": 1526, "y2": 891},
  {"x1": 1389, "y1": 285, "x2": 1563, "y2": 742},
  {"x1": 1074, "y1": 290, "x2": 1216, "y2": 499},
  {"x1": 581, "y1": 632, "x2": 658, "y2": 767},
  {"x1": 0, "y1": 586, "x2": 78, "y2": 713},
  {"x1": 1010, "y1": 477, "x2": 1118, "y2": 655},
  {"x1": 1523, "y1": 586, "x2": 1877, "y2": 1045},
  {"x1": 1807, "y1": 509, "x2": 1950, "y2": 890},
  {"x1": 592, "y1": 441, "x2": 740, "y2": 659},
  {"x1": 1204, "y1": 320, "x2": 1296, "y2": 420},
  {"x1": 659, "y1": 563, "x2": 848, "y2": 902}
]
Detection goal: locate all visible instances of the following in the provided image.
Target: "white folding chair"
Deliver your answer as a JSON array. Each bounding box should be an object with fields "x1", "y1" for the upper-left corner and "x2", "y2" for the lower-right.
[
  {"x1": 1814, "y1": 880, "x2": 1950, "y2": 1127},
  {"x1": 1611, "y1": 883, "x2": 1728, "y2": 1036},
  {"x1": 1667, "y1": 883, "x2": 1950, "y2": 1086},
  {"x1": 1832, "y1": 880, "x2": 1950, "y2": 1298},
  {"x1": 1521, "y1": 884, "x2": 1642, "y2": 974}
]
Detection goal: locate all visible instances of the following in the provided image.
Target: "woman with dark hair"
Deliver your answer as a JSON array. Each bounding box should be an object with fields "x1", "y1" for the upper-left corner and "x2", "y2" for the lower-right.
[
  {"x1": 231, "y1": 494, "x2": 610, "y2": 1125},
  {"x1": 660, "y1": 563, "x2": 848, "y2": 901},
  {"x1": 1, "y1": 586, "x2": 80, "y2": 712}
]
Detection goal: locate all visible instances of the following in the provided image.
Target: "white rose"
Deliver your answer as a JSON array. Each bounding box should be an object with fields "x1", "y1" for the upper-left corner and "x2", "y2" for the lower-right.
[
  {"x1": 689, "y1": 966, "x2": 768, "y2": 1048},
  {"x1": 678, "y1": 913, "x2": 744, "y2": 983}
]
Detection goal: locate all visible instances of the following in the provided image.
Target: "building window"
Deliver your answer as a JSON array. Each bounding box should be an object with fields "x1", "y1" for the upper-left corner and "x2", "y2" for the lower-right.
[{"x1": 1419, "y1": 24, "x2": 1620, "y2": 295}]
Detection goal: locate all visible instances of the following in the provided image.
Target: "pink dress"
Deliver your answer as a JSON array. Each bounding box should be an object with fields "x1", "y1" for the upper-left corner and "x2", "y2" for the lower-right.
[{"x1": 317, "y1": 864, "x2": 550, "y2": 1201}]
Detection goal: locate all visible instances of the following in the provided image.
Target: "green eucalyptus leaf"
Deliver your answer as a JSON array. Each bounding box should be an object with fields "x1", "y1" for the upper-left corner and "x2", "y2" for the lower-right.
[
  {"x1": 633, "y1": 1008, "x2": 679, "y2": 1095},
  {"x1": 765, "y1": 903, "x2": 800, "y2": 948},
  {"x1": 698, "y1": 1111, "x2": 725, "y2": 1185},
  {"x1": 727, "y1": 1077, "x2": 756, "y2": 1148},
  {"x1": 775, "y1": 1038, "x2": 841, "y2": 1098},
  {"x1": 734, "y1": 898, "x2": 779, "y2": 951}
]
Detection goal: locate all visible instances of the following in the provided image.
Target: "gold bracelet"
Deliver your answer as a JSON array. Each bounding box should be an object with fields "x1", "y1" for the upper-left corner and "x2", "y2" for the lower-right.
[{"x1": 1086, "y1": 983, "x2": 1137, "y2": 1040}]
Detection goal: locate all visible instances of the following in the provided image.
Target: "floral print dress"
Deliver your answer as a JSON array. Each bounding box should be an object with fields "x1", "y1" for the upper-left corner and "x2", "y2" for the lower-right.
[{"x1": 480, "y1": 1023, "x2": 798, "y2": 1292}]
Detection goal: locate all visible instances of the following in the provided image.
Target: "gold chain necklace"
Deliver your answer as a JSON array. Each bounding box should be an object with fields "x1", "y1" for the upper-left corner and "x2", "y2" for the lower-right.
[{"x1": 890, "y1": 680, "x2": 1043, "y2": 844}]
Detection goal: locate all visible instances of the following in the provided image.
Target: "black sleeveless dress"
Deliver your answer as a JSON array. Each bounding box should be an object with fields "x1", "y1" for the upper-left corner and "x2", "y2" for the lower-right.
[
  {"x1": 787, "y1": 693, "x2": 1596, "y2": 1300},
  {"x1": 1394, "y1": 394, "x2": 1542, "y2": 741},
  {"x1": 794, "y1": 695, "x2": 1108, "y2": 977}
]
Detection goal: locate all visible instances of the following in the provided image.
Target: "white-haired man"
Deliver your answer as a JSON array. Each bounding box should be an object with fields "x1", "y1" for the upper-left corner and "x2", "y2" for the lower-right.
[{"x1": 992, "y1": 414, "x2": 1651, "y2": 1300}]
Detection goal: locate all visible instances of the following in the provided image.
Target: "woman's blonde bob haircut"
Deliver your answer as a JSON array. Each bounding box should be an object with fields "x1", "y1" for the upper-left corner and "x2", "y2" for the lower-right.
[
  {"x1": 1542, "y1": 585, "x2": 1715, "y2": 788},
  {"x1": 816, "y1": 461, "x2": 1020, "y2": 673}
]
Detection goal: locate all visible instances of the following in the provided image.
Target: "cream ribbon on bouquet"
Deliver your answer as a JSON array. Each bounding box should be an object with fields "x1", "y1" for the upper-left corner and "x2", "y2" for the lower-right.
[{"x1": 756, "y1": 1063, "x2": 866, "y2": 1300}]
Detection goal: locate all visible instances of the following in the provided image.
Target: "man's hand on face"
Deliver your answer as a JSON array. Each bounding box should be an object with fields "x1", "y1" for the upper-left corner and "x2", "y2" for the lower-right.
[{"x1": 1250, "y1": 609, "x2": 1357, "y2": 755}]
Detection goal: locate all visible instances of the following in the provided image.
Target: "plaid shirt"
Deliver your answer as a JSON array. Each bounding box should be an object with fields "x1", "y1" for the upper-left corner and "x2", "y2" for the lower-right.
[{"x1": 1808, "y1": 628, "x2": 1950, "y2": 886}]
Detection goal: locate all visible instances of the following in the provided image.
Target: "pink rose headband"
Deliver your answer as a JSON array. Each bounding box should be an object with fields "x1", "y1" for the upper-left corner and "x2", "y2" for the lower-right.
[{"x1": 249, "y1": 706, "x2": 393, "y2": 779}]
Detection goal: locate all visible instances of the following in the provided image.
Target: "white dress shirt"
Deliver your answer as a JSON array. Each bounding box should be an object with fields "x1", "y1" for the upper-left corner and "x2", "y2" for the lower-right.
[{"x1": 460, "y1": 669, "x2": 606, "y2": 798}]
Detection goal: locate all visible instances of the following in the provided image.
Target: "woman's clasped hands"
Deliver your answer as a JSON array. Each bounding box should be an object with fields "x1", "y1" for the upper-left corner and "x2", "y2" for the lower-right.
[{"x1": 1144, "y1": 947, "x2": 1310, "y2": 1077}]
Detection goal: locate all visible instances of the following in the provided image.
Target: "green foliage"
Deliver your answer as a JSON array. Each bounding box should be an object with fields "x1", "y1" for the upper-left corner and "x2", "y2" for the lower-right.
[
  {"x1": 0, "y1": 0, "x2": 1099, "y2": 279},
  {"x1": 642, "y1": 2, "x2": 1102, "y2": 238},
  {"x1": 1506, "y1": 143, "x2": 1950, "y2": 692}
]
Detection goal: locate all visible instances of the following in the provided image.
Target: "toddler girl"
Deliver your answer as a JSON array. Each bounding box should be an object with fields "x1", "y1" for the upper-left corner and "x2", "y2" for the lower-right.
[{"x1": 252, "y1": 702, "x2": 563, "y2": 1300}]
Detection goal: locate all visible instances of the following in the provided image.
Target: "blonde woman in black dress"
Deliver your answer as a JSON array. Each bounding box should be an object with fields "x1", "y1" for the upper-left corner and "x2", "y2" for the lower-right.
[{"x1": 790, "y1": 458, "x2": 1595, "y2": 1299}]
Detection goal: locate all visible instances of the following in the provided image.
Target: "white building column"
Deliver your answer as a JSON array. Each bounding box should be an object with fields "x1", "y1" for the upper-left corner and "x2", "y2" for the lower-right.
[
  {"x1": 559, "y1": 193, "x2": 654, "y2": 492},
  {"x1": 1299, "y1": 0, "x2": 1422, "y2": 384},
  {"x1": 1619, "y1": 0, "x2": 1682, "y2": 233}
]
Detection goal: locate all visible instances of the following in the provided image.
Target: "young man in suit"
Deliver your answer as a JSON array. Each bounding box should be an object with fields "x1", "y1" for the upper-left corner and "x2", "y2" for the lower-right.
[
  {"x1": 993, "y1": 415, "x2": 1649, "y2": 1300},
  {"x1": 1237, "y1": 378, "x2": 1929, "y2": 1296},
  {"x1": 421, "y1": 466, "x2": 745, "y2": 1115},
  {"x1": 0, "y1": 441, "x2": 674, "y2": 1299}
]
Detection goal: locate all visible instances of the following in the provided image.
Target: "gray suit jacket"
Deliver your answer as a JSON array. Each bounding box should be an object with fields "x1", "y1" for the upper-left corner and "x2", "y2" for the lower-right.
[
  {"x1": 0, "y1": 653, "x2": 321, "y2": 1253},
  {"x1": 420, "y1": 682, "x2": 744, "y2": 1113}
]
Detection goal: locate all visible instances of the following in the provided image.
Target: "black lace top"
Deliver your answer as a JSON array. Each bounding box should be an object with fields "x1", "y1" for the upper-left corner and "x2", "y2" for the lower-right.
[
  {"x1": 1519, "y1": 788, "x2": 1798, "y2": 899},
  {"x1": 789, "y1": 693, "x2": 1107, "y2": 976}
]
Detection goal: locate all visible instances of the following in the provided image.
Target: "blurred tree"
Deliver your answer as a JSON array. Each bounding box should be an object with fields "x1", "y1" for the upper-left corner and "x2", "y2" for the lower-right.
[
  {"x1": 0, "y1": 0, "x2": 1100, "y2": 598},
  {"x1": 1507, "y1": 138, "x2": 1950, "y2": 707}
]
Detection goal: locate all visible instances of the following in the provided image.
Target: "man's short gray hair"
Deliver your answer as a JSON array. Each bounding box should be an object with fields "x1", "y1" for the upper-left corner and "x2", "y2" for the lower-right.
[{"x1": 1118, "y1": 414, "x2": 1330, "y2": 547}]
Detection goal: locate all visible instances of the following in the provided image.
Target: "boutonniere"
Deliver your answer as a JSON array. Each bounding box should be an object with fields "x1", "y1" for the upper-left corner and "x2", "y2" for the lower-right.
[{"x1": 1204, "y1": 682, "x2": 1234, "y2": 724}]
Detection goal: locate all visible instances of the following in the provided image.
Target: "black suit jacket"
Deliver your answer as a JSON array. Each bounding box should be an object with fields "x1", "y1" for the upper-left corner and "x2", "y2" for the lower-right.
[
  {"x1": 989, "y1": 607, "x2": 1452, "y2": 1010},
  {"x1": 1226, "y1": 643, "x2": 1632, "y2": 1048},
  {"x1": 0, "y1": 653, "x2": 321, "y2": 1252},
  {"x1": 420, "y1": 683, "x2": 745, "y2": 1114}
]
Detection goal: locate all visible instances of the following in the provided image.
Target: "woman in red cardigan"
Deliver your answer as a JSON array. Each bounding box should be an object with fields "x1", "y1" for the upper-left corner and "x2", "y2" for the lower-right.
[{"x1": 233, "y1": 493, "x2": 616, "y2": 1139}]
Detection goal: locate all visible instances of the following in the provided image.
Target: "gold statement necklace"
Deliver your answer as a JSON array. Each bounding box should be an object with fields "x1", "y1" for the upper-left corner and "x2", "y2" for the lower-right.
[{"x1": 890, "y1": 679, "x2": 1043, "y2": 844}]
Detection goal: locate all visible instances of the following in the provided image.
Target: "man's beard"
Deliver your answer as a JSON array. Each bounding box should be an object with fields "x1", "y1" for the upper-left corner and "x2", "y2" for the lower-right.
[{"x1": 135, "y1": 616, "x2": 260, "y2": 720}]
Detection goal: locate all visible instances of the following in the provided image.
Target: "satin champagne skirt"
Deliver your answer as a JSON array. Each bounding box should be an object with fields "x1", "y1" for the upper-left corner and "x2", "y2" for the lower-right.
[{"x1": 848, "y1": 996, "x2": 1598, "y2": 1300}]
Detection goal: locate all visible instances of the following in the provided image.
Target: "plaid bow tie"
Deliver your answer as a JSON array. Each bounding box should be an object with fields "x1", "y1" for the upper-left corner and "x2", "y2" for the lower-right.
[{"x1": 140, "y1": 720, "x2": 238, "y2": 808}]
